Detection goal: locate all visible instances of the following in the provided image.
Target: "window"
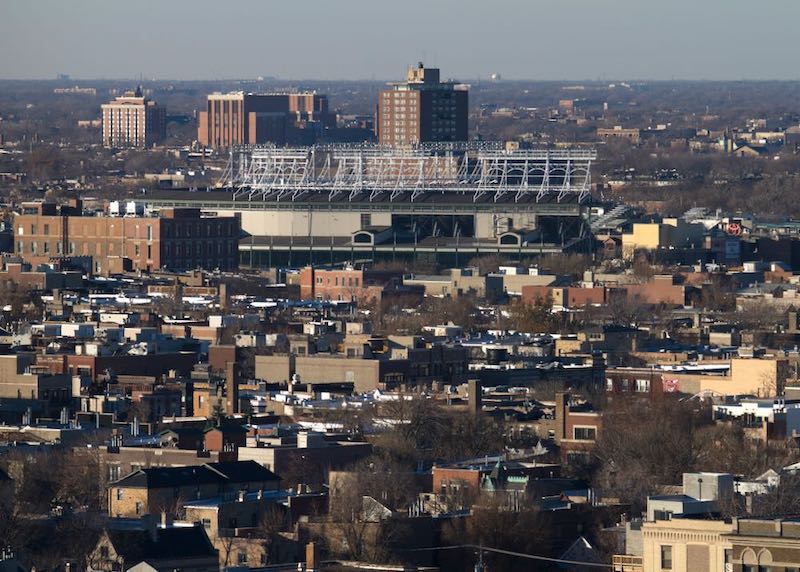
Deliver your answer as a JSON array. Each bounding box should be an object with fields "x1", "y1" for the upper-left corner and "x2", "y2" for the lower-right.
[
  {"x1": 202, "y1": 518, "x2": 211, "y2": 529},
  {"x1": 100, "y1": 546, "x2": 109, "y2": 559},
  {"x1": 134, "y1": 243, "x2": 140, "y2": 256},
  {"x1": 636, "y1": 379, "x2": 650, "y2": 393},
  {"x1": 69, "y1": 242, "x2": 75, "y2": 254},
  {"x1": 573, "y1": 427, "x2": 596, "y2": 441},
  {"x1": 147, "y1": 225, "x2": 153, "y2": 240},
  {"x1": 108, "y1": 465, "x2": 121, "y2": 481},
  {"x1": 43, "y1": 224, "x2": 49, "y2": 235},
  {"x1": 135, "y1": 501, "x2": 143, "y2": 515},
  {"x1": 116, "y1": 488, "x2": 124, "y2": 501},
  {"x1": 237, "y1": 553, "x2": 248, "y2": 565},
  {"x1": 43, "y1": 242, "x2": 49, "y2": 254},
  {"x1": 660, "y1": 545, "x2": 672, "y2": 570}
]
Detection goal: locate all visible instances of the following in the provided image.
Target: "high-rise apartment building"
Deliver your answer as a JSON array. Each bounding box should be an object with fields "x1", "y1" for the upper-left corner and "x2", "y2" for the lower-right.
[
  {"x1": 197, "y1": 92, "x2": 335, "y2": 149},
  {"x1": 377, "y1": 63, "x2": 468, "y2": 147},
  {"x1": 101, "y1": 87, "x2": 166, "y2": 148}
]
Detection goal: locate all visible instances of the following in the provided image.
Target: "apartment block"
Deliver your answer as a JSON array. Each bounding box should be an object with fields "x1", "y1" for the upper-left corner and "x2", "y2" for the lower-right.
[
  {"x1": 101, "y1": 87, "x2": 166, "y2": 148},
  {"x1": 197, "y1": 92, "x2": 334, "y2": 149},
  {"x1": 377, "y1": 63, "x2": 468, "y2": 146}
]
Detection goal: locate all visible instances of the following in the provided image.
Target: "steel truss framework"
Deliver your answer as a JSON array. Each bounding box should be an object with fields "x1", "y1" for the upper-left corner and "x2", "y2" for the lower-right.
[{"x1": 222, "y1": 143, "x2": 596, "y2": 203}]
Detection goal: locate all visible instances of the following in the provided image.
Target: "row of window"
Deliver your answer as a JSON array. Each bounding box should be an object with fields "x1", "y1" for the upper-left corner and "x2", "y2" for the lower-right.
[
  {"x1": 164, "y1": 222, "x2": 235, "y2": 238},
  {"x1": 17, "y1": 240, "x2": 236, "y2": 257},
  {"x1": 607, "y1": 378, "x2": 651, "y2": 392},
  {"x1": 315, "y1": 276, "x2": 360, "y2": 287}
]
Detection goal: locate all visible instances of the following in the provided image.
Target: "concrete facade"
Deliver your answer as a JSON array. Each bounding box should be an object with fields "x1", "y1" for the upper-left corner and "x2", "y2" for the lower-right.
[
  {"x1": 640, "y1": 518, "x2": 734, "y2": 572},
  {"x1": 101, "y1": 88, "x2": 166, "y2": 148}
]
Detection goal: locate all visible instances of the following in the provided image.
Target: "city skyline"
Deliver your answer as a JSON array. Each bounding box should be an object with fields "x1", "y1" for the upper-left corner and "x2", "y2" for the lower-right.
[{"x1": 3, "y1": 0, "x2": 800, "y2": 82}]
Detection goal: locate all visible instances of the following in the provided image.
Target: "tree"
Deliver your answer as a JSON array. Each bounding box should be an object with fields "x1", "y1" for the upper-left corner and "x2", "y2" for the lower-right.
[
  {"x1": 258, "y1": 505, "x2": 292, "y2": 565},
  {"x1": 591, "y1": 399, "x2": 701, "y2": 513},
  {"x1": 440, "y1": 500, "x2": 555, "y2": 571},
  {"x1": 327, "y1": 459, "x2": 417, "y2": 563},
  {"x1": 374, "y1": 398, "x2": 505, "y2": 466},
  {"x1": 498, "y1": 295, "x2": 556, "y2": 333},
  {"x1": 606, "y1": 292, "x2": 649, "y2": 328}
]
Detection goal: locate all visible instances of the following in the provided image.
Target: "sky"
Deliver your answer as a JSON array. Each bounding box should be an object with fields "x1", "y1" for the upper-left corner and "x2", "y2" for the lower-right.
[{"x1": 2, "y1": 0, "x2": 799, "y2": 81}]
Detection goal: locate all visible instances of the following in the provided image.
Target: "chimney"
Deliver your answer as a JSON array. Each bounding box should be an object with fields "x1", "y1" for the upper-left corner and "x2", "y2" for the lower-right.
[
  {"x1": 225, "y1": 360, "x2": 239, "y2": 415},
  {"x1": 468, "y1": 379, "x2": 482, "y2": 414},
  {"x1": 306, "y1": 542, "x2": 320, "y2": 571},
  {"x1": 144, "y1": 513, "x2": 158, "y2": 542},
  {"x1": 555, "y1": 392, "x2": 569, "y2": 445},
  {"x1": 219, "y1": 282, "x2": 229, "y2": 311}
]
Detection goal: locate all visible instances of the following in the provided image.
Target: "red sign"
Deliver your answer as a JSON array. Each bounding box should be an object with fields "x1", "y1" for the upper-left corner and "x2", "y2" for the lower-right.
[{"x1": 727, "y1": 222, "x2": 742, "y2": 236}]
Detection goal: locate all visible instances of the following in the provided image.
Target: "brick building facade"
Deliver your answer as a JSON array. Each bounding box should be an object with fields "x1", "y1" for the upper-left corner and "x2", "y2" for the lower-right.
[
  {"x1": 198, "y1": 92, "x2": 335, "y2": 149},
  {"x1": 13, "y1": 201, "x2": 239, "y2": 273},
  {"x1": 377, "y1": 63, "x2": 468, "y2": 147}
]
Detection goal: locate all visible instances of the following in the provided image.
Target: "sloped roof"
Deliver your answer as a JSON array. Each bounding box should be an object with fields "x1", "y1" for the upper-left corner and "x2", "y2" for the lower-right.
[
  {"x1": 205, "y1": 460, "x2": 279, "y2": 484},
  {"x1": 112, "y1": 461, "x2": 279, "y2": 489},
  {"x1": 559, "y1": 535, "x2": 602, "y2": 564},
  {"x1": 105, "y1": 526, "x2": 216, "y2": 563},
  {"x1": 111, "y1": 465, "x2": 220, "y2": 489}
]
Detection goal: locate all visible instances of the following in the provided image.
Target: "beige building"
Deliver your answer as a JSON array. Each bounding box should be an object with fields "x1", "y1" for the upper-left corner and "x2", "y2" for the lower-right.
[
  {"x1": 727, "y1": 517, "x2": 800, "y2": 571},
  {"x1": 640, "y1": 518, "x2": 734, "y2": 572},
  {"x1": 0, "y1": 353, "x2": 72, "y2": 401},
  {"x1": 667, "y1": 357, "x2": 790, "y2": 397},
  {"x1": 597, "y1": 126, "x2": 641, "y2": 143},
  {"x1": 101, "y1": 87, "x2": 166, "y2": 148},
  {"x1": 622, "y1": 218, "x2": 706, "y2": 258}
]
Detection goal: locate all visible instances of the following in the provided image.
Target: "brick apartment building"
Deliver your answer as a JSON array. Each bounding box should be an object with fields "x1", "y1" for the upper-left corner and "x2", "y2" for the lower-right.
[
  {"x1": 197, "y1": 92, "x2": 335, "y2": 149},
  {"x1": 13, "y1": 200, "x2": 239, "y2": 273},
  {"x1": 298, "y1": 266, "x2": 404, "y2": 302},
  {"x1": 377, "y1": 63, "x2": 468, "y2": 146},
  {"x1": 101, "y1": 87, "x2": 166, "y2": 148},
  {"x1": 554, "y1": 392, "x2": 603, "y2": 460}
]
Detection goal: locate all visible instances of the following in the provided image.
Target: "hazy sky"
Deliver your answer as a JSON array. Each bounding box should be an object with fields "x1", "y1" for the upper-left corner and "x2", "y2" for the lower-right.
[{"x1": 2, "y1": 0, "x2": 799, "y2": 81}]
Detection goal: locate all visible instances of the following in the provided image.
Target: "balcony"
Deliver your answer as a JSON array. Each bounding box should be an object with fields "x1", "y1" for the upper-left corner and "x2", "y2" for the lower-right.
[{"x1": 612, "y1": 554, "x2": 643, "y2": 572}]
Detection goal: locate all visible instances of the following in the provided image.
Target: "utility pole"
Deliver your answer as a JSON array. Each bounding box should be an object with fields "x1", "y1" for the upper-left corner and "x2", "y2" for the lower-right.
[{"x1": 474, "y1": 545, "x2": 485, "y2": 572}]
